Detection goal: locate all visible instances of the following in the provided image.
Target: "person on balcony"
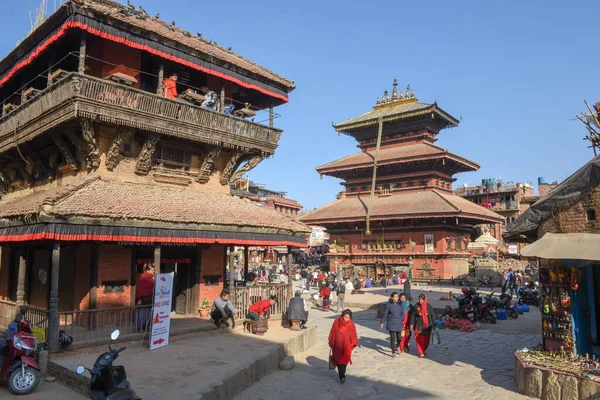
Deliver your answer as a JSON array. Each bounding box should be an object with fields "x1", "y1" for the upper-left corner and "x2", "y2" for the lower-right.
[
  {"x1": 200, "y1": 87, "x2": 218, "y2": 110},
  {"x1": 210, "y1": 289, "x2": 236, "y2": 328},
  {"x1": 135, "y1": 263, "x2": 155, "y2": 331},
  {"x1": 162, "y1": 74, "x2": 178, "y2": 99}
]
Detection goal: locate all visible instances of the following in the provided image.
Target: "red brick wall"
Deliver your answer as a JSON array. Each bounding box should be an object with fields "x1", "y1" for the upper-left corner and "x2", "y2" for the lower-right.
[
  {"x1": 74, "y1": 244, "x2": 92, "y2": 311},
  {"x1": 97, "y1": 244, "x2": 132, "y2": 309},
  {"x1": 538, "y1": 188, "x2": 600, "y2": 237},
  {"x1": 199, "y1": 245, "x2": 225, "y2": 309},
  {"x1": 538, "y1": 183, "x2": 558, "y2": 197},
  {"x1": 0, "y1": 246, "x2": 9, "y2": 300}
]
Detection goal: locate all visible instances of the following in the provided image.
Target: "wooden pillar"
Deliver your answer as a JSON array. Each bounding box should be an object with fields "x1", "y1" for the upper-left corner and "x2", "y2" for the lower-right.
[
  {"x1": 48, "y1": 242, "x2": 60, "y2": 352},
  {"x1": 287, "y1": 246, "x2": 293, "y2": 300},
  {"x1": 154, "y1": 244, "x2": 161, "y2": 274},
  {"x1": 228, "y1": 247, "x2": 235, "y2": 293},
  {"x1": 269, "y1": 107, "x2": 274, "y2": 127},
  {"x1": 47, "y1": 57, "x2": 55, "y2": 87},
  {"x1": 219, "y1": 82, "x2": 225, "y2": 112},
  {"x1": 78, "y1": 32, "x2": 87, "y2": 74},
  {"x1": 192, "y1": 246, "x2": 202, "y2": 313},
  {"x1": 16, "y1": 249, "x2": 28, "y2": 306},
  {"x1": 156, "y1": 61, "x2": 164, "y2": 95},
  {"x1": 89, "y1": 244, "x2": 99, "y2": 309},
  {"x1": 129, "y1": 248, "x2": 136, "y2": 307},
  {"x1": 243, "y1": 246, "x2": 249, "y2": 281}
]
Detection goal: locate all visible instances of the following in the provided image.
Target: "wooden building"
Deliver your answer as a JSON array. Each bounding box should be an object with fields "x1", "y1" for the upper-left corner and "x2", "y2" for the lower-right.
[
  {"x1": 0, "y1": 0, "x2": 308, "y2": 349},
  {"x1": 300, "y1": 80, "x2": 503, "y2": 280}
]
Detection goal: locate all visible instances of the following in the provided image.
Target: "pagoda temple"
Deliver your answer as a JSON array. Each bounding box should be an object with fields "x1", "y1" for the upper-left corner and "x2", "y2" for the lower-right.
[
  {"x1": 0, "y1": 0, "x2": 308, "y2": 349},
  {"x1": 300, "y1": 80, "x2": 503, "y2": 281}
]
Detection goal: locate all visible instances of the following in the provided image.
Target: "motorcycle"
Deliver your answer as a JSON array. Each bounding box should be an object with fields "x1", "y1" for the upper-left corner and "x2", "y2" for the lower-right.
[
  {"x1": 457, "y1": 288, "x2": 476, "y2": 322},
  {"x1": 518, "y1": 287, "x2": 540, "y2": 307},
  {"x1": 477, "y1": 276, "x2": 494, "y2": 288},
  {"x1": 486, "y1": 293, "x2": 518, "y2": 319},
  {"x1": 472, "y1": 291, "x2": 497, "y2": 324},
  {"x1": 457, "y1": 276, "x2": 470, "y2": 287},
  {"x1": 0, "y1": 306, "x2": 41, "y2": 395},
  {"x1": 76, "y1": 330, "x2": 140, "y2": 400}
]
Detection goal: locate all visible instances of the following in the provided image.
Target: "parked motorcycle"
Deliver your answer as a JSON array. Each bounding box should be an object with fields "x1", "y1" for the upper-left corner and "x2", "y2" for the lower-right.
[
  {"x1": 457, "y1": 276, "x2": 470, "y2": 287},
  {"x1": 76, "y1": 330, "x2": 140, "y2": 400},
  {"x1": 457, "y1": 287, "x2": 476, "y2": 322},
  {"x1": 486, "y1": 293, "x2": 518, "y2": 319},
  {"x1": 0, "y1": 306, "x2": 41, "y2": 395},
  {"x1": 477, "y1": 275, "x2": 494, "y2": 288},
  {"x1": 518, "y1": 286, "x2": 540, "y2": 308},
  {"x1": 472, "y1": 291, "x2": 497, "y2": 324}
]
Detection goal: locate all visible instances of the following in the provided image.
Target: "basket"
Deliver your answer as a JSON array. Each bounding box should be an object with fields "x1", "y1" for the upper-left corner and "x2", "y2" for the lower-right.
[{"x1": 252, "y1": 318, "x2": 269, "y2": 334}]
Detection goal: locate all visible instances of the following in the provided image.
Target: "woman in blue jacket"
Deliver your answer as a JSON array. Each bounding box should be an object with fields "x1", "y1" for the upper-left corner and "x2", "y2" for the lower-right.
[{"x1": 380, "y1": 292, "x2": 405, "y2": 357}]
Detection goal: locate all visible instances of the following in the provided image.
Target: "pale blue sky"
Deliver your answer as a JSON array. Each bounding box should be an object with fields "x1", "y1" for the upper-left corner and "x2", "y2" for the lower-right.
[{"x1": 1, "y1": 0, "x2": 598, "y2": 210}]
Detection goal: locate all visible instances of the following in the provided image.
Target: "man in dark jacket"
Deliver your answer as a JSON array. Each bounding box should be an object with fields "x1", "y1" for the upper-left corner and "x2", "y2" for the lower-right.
[
  {"x1": 379, "y1": 292, "x2": 406, "y2": 357},
  {"x1": 287, "y1": 290, "x2": 308, "y2": 330}
]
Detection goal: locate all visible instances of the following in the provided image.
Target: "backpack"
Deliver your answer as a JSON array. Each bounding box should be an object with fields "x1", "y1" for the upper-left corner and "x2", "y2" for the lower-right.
[{"x1": 337, "y1": 285, "x2": 346, "y2": 295}]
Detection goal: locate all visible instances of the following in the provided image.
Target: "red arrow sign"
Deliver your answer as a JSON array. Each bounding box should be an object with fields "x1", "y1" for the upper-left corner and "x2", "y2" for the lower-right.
[{"x1": 153, "y1": 338, "x2": 164, "y2": 346}]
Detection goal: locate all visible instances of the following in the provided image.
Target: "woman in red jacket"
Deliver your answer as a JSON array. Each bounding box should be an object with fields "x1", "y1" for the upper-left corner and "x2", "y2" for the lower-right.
[
  {"x1": 246, "y1": 296, "x2": 278, "y2": 336},
  {"x1": 328, "y1": 309, "x2": 359, "y2": 383},
  {"x1": 319, "y1": 283, "x2": 332, "y2": 311}
]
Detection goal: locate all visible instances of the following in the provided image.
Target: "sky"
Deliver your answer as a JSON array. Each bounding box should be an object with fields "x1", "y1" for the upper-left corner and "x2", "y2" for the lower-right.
[{"x1": 1, "y1": 0, "x2": 599, "y2": 211}]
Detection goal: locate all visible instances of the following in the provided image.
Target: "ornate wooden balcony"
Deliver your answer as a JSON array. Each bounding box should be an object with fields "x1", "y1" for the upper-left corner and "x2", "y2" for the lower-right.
[{"x1": 0, "y1": 73, "x2": 282, "y2": 155}]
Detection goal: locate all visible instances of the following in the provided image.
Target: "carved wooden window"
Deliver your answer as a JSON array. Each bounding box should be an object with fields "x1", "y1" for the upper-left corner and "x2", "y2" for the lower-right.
[{"x1": 154, "y1": 145, "x2": 191, "y2": 170}]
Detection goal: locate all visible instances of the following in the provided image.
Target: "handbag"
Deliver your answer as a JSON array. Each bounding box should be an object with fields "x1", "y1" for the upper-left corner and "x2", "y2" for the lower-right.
[
  {"x1": 431, "y1": 329, "x2": 441, "y2": 345},
  {"x1": 329, "y1": 349, "x2": 336, "y2": 370}
]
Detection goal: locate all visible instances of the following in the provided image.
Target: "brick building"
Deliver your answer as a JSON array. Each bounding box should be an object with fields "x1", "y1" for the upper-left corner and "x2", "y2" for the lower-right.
[
  {"x1": 0, "y1": 0, "x2": 309, "y2": 349},
  {"x1": 300, "y1": 80, "x2": 503, "y2": 280},
  {"x1": 231, "y1": 178, "x2": 303, "y2": 217}
]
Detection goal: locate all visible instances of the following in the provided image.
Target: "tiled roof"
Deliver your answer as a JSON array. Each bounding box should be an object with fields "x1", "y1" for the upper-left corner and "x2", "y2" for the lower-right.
[
  {"x1": 317, "y1": 142, "x2": 479, "y2": 173},
  {"x1": 76, "y1": 0, "x2": 294, "y2": 90},
  {"x1": 0, "y1": 176, "x2": 310, "y2": 234},
  {"x1": 334, "y1": 101, "x2": 459, "y2": 132},
  {"x1": 299, "y1": 190, "x2": 503, "y2": 224}
]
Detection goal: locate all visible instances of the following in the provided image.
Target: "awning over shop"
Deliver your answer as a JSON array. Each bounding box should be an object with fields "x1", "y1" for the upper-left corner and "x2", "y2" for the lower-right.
[
  {"x1": 521, "y1": 233, "x2": 600, "y2": 260},
  {"x1": 273, "y1": 246, "x2": 288, "y2": 254}
]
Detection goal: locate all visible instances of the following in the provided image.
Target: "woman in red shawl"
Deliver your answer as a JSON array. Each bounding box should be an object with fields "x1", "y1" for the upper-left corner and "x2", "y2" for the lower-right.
[
  {"x1": 135, "y1": 263, "x2": 155, "y2": 331},
  {"x1": 319, "y1": 283, "x2": 332, "y2": 311},
  {"x1": 398, "y1": 293, "x2": 414, "y2": 353},
  {"x1": 328, "y1": 309, "x2": 359, "y2": 383},
  {"x1": 411, "y1": 294, "x2": 435, "y2": 358}
]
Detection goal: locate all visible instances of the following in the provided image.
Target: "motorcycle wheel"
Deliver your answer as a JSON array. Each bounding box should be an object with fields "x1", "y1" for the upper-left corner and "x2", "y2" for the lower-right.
[
  {"x1": 487, "y1": 314, "x2": 497, "y2": 324},
  {"x1": 508, "y1": 309, "x2": 518, "y2": 319},
  {"x1": 9, "y1": 366, "x2": 40, "y2": 395},
  {"x1": 518, "y1": 298, "x2": 524, "y2": 306}
]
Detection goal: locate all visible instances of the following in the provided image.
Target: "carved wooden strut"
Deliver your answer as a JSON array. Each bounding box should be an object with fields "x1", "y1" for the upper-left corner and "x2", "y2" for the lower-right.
[
  {"x1": 135, "y1": 133, "x2": 161, "y2": 175},
  {"x1": 196, "y1": 148, "x2": 220, "y2": 183},
  {"x1": 79, "y1": 118, "x2": 101, "y2": 168},
  {"x1": 220, "y1": 152, "x2": 242, "y2": 185},
  {"x1": 229, "y1": 155, "x2": 264, "y2": 184},
  {"x1": 9, "y1": 152, "x2": 34, "y2": 184},
  {"x1": 23, "y1": 144, "x2": 53, "y2": 181},
  {"x1": 53, "y1": 135, "x2": 79, "y2": 171},
  {"x1": 105, "y1": 127, "x2": 129, "y2": 170}
]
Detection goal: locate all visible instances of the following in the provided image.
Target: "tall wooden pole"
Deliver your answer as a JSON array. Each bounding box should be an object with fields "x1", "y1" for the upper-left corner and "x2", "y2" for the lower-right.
[
  {"x1": 243, "y1": 246, "x2": 249, "y2": 281},
  {"x1": 154, "y1": 244, "x2": 161, "y2": 274},
  {"x1": 228, "y1": 247, "x2": 235, "y2": 293},
  {"x1": 48, "y1": 242, "x2": 61, "y2": 352},
  {"x1": 156, "y1": 61, "x2": 164, "y2": 95},
  {"x1": 219, "y1": 82, "x2": 225, "y2": 113},
  {"x1": 16, "y1": 249, "x2": 28, "y2": 306},
  {"x1": 365, "y1": 117, "x2": 384, "y2": 235},
  {"x1": 78, "y1": 32, "x2": 87, "y2": 74},
  {"x1": 269, "y1": 107, "x2": 274, "y2": 127},
  {"x1": 89, "y1": 244, "x2": 99, "y2": 309},
  {"x1": 287, "y1": 246, "x2": 293, "y2": 301}
]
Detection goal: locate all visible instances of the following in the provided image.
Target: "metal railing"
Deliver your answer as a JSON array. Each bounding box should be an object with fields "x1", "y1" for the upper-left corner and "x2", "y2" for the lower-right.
[
  {"x1": 230, "y1": 283, "x2": 291, "y2": 321},
  {"x1": 56, "y1": 305, "x2": 152, "y2": 343},
  {"x1": 0, "y1": 300, "x2": 17, "y2": 329},
  {"x1": 0, "y1": 73, "x2": 281, "y2": 152}
]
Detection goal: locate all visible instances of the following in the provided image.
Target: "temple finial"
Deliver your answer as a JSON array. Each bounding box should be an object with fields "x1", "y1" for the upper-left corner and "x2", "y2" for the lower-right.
[
  {"x1": 405, "y1": 84, "x2": 411, "y2": 99},
  {"x1": 376, "y1": 97, "x2": 381, "y2": 105},
  {"x1": 391, "y1": 78, "x2": 398, "y2": 101},
  {"x1": 383, "y1": 90, "x2": 389, "y2": 103}
]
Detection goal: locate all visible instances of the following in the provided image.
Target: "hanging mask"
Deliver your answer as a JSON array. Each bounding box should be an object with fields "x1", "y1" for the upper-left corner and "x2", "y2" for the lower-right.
[
  {"x1": 571, "y1": 267, "x2": 581, "y2": 291},
  {"x1": 544, "y1": 302, "x2": 551, "y2": 314},
  {"x1": 561, "y1": 296, "x2": 570, "y2": 308}
]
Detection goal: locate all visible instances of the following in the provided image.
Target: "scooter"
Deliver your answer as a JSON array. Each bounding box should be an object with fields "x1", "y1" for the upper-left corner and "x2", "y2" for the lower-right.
[
  {"x1": 477, "y1": 276, "x2": 494, "y2": 288},
  {"x1": 486, "y1": 293, "x2": 518, "y2": 319},
  {"x1": 472, "y1": 292, "x2": 497, "y2": 324},
  {"x1": 76, "y1": 330, "x2": 140, "y2": 400},
  {"x1": 0, "y1": 306, "x2": 41, "y2": 395}
]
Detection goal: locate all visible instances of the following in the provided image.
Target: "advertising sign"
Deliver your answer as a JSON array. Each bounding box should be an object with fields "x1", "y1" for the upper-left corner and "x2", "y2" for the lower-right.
[
  {"x1": 508, "y1": 245, "x2": 518, "y2": 255},
  {"x1": 150, "y1": 272, "x2": 174, "y2": 351}
]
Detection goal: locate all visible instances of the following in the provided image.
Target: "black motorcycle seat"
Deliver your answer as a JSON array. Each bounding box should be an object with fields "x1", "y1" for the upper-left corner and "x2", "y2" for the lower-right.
[{"x1": 106, "y1": 389, "x2": 139, "y2": 400}]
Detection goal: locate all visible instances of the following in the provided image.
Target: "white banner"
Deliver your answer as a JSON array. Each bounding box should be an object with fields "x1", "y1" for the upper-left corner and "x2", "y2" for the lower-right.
[{"x1": 150, "y1": 272, "x2": 174, "y2": 351}]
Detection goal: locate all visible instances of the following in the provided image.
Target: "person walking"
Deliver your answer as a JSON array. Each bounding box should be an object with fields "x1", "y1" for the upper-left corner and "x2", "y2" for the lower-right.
[
  {"x1": 301, "y1": 269, "x2": 308, "y2": 292},
  {"x1": 506, "y1": 268, "x2": 515, "y2": 298},
  {"x1": 320, "y1": 283, "x2": 332, "y2": 311},
  {"x1": 380, "y1": 292, "x2": 405, "y2": 358},
  {"x1": 411, "y1": 294, "x2": 435, "y2": 358},
  {"x1": 328, "y1": 309, "x2": 359, "y2": 384},
  {"x1": 336, "y1": 280, "x2": 346, "y2": 312},
  {"x1": 515, "y1": 270, "x2": 523, "y2": 300},
  {"x1": 398, "y1": 293, "x2": 413, "y2": 353}
]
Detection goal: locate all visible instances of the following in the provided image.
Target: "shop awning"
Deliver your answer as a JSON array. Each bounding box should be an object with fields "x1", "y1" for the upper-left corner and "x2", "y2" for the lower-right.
[{"x1": 521, "y1": 233, "x2": 600, "y2": 260}]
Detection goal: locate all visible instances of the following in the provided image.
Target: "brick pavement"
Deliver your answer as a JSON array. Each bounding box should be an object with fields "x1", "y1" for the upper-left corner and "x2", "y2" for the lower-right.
[{"x1": 235, "y1": 307, "x2": 540, "y2": 400}]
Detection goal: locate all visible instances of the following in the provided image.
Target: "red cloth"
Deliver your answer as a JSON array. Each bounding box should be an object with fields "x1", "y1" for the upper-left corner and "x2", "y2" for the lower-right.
[
  {"x1": 319, "y1": 287, "x2": 331, "y2": 298},
  {"x1": 136, "y1": 272, "x2": 154, "y2": 298},
  {"x1": 415, "y1": 331, "x2": 430, "y2": 356},
  {"x1": 421, "y1": 296, "x2": 430, "y2": 328},
  {"x1": 317, "y1": 273, "x2": 324, "y2": 282},
  {"x1": 249, "y1": 299, "x2": 271, "y2": 315},
  {"x1": 162, "y1": 78, "x2": 178, "y2": 99},
  {"x1": 328, "y1": 317, "x2": 359, "y2": 365},
  {"x1": 399, "y1": 311, "x2": 412, "y2": 351}
]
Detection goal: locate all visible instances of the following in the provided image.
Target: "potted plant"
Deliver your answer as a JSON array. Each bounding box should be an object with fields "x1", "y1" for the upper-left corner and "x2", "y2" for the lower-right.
[{"x1": 199, "y1": 298, "x2": 211, "y2": 317}]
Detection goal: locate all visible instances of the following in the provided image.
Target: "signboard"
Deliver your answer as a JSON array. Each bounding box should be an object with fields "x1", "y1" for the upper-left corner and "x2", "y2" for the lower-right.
[
  {"x1": 508, "y1": 245, "x2": 518, "y2": 255},
  {"x1": 150, "y1": 272, "x2": 174, "y2": 351}
]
